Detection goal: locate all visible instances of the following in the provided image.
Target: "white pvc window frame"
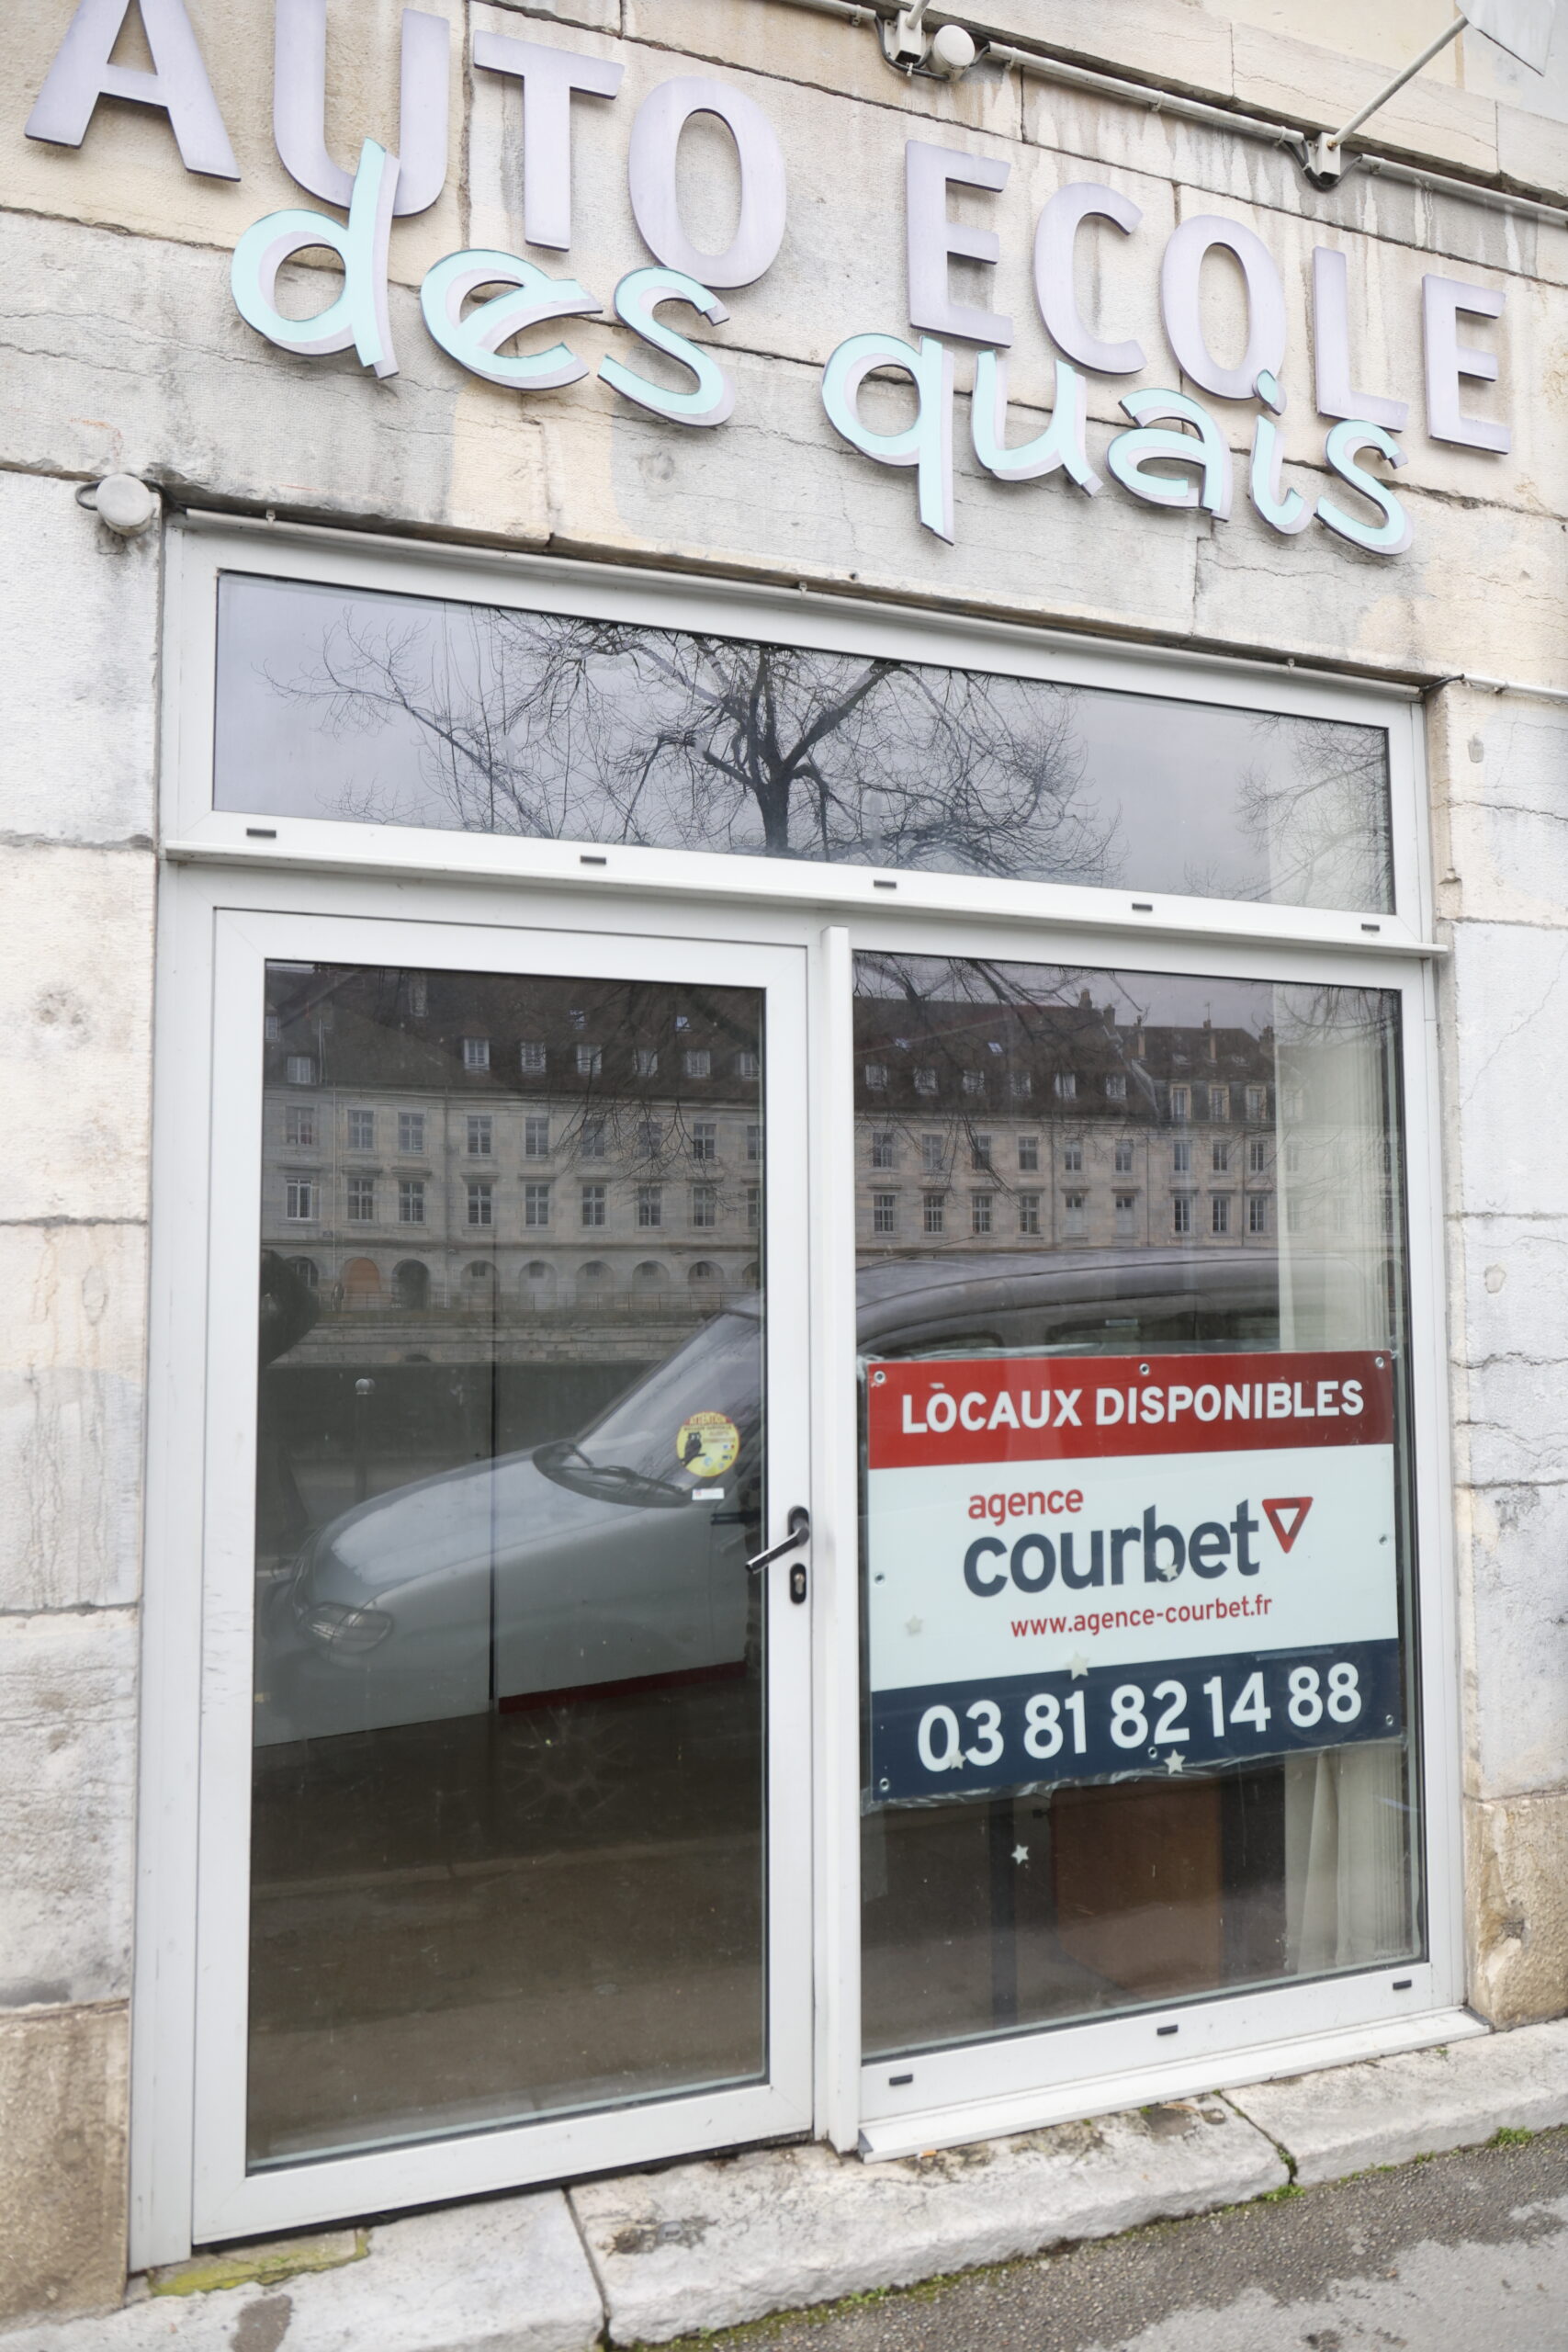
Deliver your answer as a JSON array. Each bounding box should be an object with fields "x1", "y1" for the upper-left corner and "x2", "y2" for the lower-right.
[{"x1": 133, "y1": 518, "x2": 1467, "y2": 2266}]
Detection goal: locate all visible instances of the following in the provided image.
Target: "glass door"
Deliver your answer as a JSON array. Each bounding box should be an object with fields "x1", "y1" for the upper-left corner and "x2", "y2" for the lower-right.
[
  {"x1": 190, "y1": 905, "x2": 813, "y2": 2240},
  {"x1": 852, "y1": 943, "x2": 1440, "y2": 2129}
]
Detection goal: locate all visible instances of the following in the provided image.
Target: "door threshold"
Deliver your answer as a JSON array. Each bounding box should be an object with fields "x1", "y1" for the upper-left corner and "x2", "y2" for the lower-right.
[{"x1": 856, "y1": 2005, "x2": 1487, "y2": 2161}]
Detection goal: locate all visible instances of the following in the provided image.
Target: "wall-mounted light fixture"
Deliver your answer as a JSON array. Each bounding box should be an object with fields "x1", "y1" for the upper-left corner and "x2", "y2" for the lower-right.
[{"x1": 76, "y1": 474, "x2": 162, "y2": 536}]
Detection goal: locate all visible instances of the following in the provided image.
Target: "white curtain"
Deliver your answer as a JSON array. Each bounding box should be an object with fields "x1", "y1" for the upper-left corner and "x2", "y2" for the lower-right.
[{"x1": 1275, "y1": 980, "x2": 1410, "y2": 1975}]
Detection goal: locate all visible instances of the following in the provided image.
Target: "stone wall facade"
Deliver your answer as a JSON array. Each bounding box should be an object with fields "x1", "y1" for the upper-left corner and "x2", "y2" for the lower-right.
[{"x1": 2, "y1": 0, "x2": 1566, "y2": 2322}]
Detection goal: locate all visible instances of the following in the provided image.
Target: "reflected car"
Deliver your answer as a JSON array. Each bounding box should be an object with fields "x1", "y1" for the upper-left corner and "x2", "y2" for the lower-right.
[{"x1": 264, "y1": 1249, "x2": 1385, "y2": 1745}]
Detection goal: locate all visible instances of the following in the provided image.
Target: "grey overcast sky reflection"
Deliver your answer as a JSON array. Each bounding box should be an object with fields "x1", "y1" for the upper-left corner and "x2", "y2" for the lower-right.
[{"x1": 214, "y1": 574, "x2": 1393, "y2": 911}]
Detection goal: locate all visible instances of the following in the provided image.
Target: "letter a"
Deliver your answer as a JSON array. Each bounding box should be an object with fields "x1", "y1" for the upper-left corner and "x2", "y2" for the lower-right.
[{"x1": 28, "y1": 0, "x2": 237, "y2": 178}]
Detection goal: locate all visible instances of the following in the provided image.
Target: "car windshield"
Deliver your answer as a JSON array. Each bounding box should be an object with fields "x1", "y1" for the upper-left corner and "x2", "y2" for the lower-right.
[{"x1": 544, "y1": 1307, "x2": 762, "y2": 1499}]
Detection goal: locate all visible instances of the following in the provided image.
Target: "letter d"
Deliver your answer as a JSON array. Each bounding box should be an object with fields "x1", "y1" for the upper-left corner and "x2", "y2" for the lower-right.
[
  {"x1": 231, "y1": 138, "x2": 399, "y2": 378},
  {"x1": 822, "y1": 331, "x2": 955, "y2": 542}
]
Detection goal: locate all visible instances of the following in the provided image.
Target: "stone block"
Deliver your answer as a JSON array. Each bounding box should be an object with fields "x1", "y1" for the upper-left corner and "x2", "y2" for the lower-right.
[
  {"x1": 1497, "y1": 102, "x2": 1568, "y2": 198},
  {"x1": 623, "y1": 0, "x2": 1024, "y2": 128},
  {"x1": 1194, "y1": 479, "x2": 1568, "y2": 684},
  {"x1": 484, "y1": 0, "x2": 619, "y2": 32},
  {"x1": 581, "y1": 343, "x2": 1201, "y2": 636},
  {"x1": 0, "y1": 475, "x2": 158, "y2": 848},
  {"x1": 0, "y1": 1610, "x2": 138, "y2": 2010},
  {"x1": 468, "y1": 12, "x2": 1023, "y2": 381},
  {"x1": 1228, "y1": 2014, "x2": 1568, "y2": 2181},
  {"x1": 1230, "y1": 22, "x2": 1498, "y2": 179},
  {"x1": 1459, "y1": 1477, "x2": 1568, "y2": 1801},
  {"x1": 1024, "y1": 74, "x2": 1565, "y2": 286},
  {"x1": 0, "y1": 214, "x2": 520, "y2": 538},
  {"x1": 0, "y1": 2189, "x2": 603, "y2": 2351},
  {"x1": 1467, "y1": 1787, "x2": 1568, "y2": 2026},
  {"x1": 0, "y1": 0, "x2": 465, "y2": 288},
  {"x1": 1427, "y1": 692, "x2": 1568, "y2": 930},
  {"x1": 571, "y1": 2104, "x2": 1286, "y2": 2343},
  {"x1": 0, "y1": 2002, "x2": 128, "y2": 2326},
  {"x1": 0, "y1": 1221, "x2": 146, "y2": 1614},
  {"x1": 1446, "y1": 922, "x2": 1568, "y2": 1221},
  {"x1": 0, "y1": 843, "x2": 153, "y2": 1227}
]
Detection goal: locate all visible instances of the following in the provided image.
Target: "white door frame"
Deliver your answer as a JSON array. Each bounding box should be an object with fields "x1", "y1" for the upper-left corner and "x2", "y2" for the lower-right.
[
  {"x1": 133, "y1": 519, "x2": 1465, "y2": 2261},
  {"x1": 811, "y1": 910, "x2": 1470, "y2": 2160},
  {"x1": 141, "y1": 871, "x2": 818, "y2": 2252}
]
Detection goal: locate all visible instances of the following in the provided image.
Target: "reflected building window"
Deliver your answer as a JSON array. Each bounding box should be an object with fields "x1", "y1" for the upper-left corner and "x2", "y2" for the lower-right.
[
  {"x1": 922, "y1": 1193, "x2": 945, "y2": 1237},
  {"x1": 1062, "y1": 1192, "x2": 1088, "y2": 1238},
  {"x1": 520, "y1": 1041, "x2": 547, "y2": 1074},
  {"x1": 285, "y1": 1179, "x2": 316, "y2": 1222},
  {"x1": 397, "y1": 1112, "x2": 425, "y2": 1154},
  {"x1": 462, "y1": 1037, "x2": 490, "y2": 1072},
  {"x1": 524, "y1": 1183, "x2": 550, "y2": 1228},
  {"x1": 1173, "y1": 1194, "x2": 1194, "y2": 1236},
  {"x1": 285, "y1": 1106, "x2": 317, "y2": 1147},
  {"x1": 1018, "y1": 1193, "x2": 1041, "y2": 1238},
  {"x1": 637, "y1": 1185, "x2": 662, "y2": 1228},
  {"x1": 398, "y1": 1179, "x2": 425, "y2": 1224},
  {"x1": 392, "y1": 1260, "x2": 428, "y2": 1308},
  {"x1": 467, "y1": 1115, "x2": 492, "y2": 1157},
  {"x1": 581, "y1": 1184, "x2": 606, "y2": 1228},
  {"x1": 467, "y1": 1182, "x2": 492, "y2": 1227},
  {"x1": 348, "y1": 1109, "x2": 375, "y2": 1150},
  {"x1": 873, "y1": 1193, "x2": 897, "y2": 1237},
  {"x1": 286, "y1": 1055, "x2": 316, "y2": 1086}
]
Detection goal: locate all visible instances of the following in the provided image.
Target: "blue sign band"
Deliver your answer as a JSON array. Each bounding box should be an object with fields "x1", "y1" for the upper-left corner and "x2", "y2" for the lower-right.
[{"x1": 869, "y1": 1638, "x2": 1404, "y2": 1805}]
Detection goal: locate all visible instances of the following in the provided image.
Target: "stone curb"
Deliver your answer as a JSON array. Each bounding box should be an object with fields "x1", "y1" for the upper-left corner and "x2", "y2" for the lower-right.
[
  {"x1": 570, "y1": 2098, "x2": 1285, "y2": 2345},
  {"x1": 1224, "y1": 2015, "x2": 1568, "y2": 2185},
  {"x1": 0, "y1": 2195, "x2": 603, "y2": 2352},
  {"x1": 8, "y1": 2018, "x2": 1568, "y2": 2349}
]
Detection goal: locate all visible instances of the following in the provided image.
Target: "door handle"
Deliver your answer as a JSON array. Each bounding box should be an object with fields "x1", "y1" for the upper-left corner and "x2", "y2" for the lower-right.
[{"x1": 744, "y1": 1504, "x2": 811, "y2": 1577}]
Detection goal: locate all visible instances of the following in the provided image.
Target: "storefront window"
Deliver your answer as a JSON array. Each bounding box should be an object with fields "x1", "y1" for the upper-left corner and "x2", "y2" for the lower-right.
[
  {"x1": 854, "y1": 953, "x2": 1417, "y2": 2060},
  {"x1": 252, "y1": 962, "x2": 769, "y2": 2165},
  {"x1": 214, "y1": 574, "x2": 1393, "y2": 910}
]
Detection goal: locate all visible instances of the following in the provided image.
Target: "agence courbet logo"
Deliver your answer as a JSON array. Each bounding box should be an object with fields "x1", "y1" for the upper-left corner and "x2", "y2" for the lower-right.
[{"x1": 27, "y1": 0, "x2": 1517, "y2": 553}]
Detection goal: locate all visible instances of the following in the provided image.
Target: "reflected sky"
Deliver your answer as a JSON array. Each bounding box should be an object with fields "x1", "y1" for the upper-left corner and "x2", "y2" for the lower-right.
[{"x1": 216, "y1": 574, "x2": 1393, "y2": 911}]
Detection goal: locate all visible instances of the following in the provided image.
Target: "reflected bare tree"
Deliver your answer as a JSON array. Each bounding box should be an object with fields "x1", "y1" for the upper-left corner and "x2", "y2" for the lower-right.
[
  {"x1": 274, "y1": 606, "x2": 1119, "y2": 883},
  {"x1": 1183, "y1": 715, "x2": 1393, "y2": 910}
]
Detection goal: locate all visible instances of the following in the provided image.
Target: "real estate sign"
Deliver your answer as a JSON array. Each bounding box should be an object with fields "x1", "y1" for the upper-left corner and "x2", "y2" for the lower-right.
[{"x1": 863, "y1": 1349, "x2": 1403, "y2": 1805}]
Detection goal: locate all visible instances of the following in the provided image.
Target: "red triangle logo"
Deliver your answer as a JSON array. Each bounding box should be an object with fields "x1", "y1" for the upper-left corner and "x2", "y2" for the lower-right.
[{"x1": 1262, "y1": 1497, "x2": 1313, "y2": 1553}]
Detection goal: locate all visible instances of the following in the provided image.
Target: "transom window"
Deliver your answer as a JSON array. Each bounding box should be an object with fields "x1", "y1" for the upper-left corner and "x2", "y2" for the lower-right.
[{"x1": 216, "y1": 573, "x2": 1394, "y2": 911}]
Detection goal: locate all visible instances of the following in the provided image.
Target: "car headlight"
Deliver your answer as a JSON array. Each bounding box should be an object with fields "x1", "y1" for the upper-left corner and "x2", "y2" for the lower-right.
[{"x1": 295, "y1": 1599, "x2": 395, "y2": 1657}]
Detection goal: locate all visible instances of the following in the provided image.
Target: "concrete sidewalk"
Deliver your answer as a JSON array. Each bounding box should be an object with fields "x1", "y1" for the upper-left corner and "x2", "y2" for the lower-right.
[{"x1": 8, "y1": 2019, "x2": 1568, "y2": 2349}]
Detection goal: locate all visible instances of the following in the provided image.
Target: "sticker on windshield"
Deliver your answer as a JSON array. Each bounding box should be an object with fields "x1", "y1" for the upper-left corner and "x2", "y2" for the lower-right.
[{"x1": 677, "y1": 1411, "x2": 740, "y2": 1479}]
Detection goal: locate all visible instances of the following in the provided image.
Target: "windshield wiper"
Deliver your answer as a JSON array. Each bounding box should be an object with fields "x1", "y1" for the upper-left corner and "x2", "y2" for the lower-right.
[{"x1": 534, "y1": 1439, "x2": 694, "y2": 1510}]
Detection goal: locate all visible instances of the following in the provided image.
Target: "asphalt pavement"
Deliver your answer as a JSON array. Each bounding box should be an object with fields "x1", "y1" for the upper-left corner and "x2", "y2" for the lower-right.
[{"x1": 676, "y1": 2127, "x2": 1568, "y2": 2352}]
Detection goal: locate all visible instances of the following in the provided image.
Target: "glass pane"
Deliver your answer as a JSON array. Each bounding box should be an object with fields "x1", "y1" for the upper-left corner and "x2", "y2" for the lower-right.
[
  {"x1": 853, "y1": 953, "x2": 1417, "y2": 2061},
  {"x1": 251, "y1": 963, "x2": 768, "y2": 2165},
  {"x1": 216, "y1": 575, "x2": 1393, "y2": 911}
]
